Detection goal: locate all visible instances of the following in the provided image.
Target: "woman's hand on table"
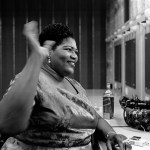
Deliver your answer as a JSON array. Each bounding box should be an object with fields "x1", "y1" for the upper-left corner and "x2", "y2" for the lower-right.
[{"x1": 106, "y1": 133, "x2": 132, "y2": 150}]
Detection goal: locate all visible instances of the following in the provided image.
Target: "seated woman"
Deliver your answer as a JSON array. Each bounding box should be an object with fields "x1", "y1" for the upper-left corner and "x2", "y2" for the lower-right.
[{"x1": 0, "y1": 21, "x2": 131, "y2": 150}]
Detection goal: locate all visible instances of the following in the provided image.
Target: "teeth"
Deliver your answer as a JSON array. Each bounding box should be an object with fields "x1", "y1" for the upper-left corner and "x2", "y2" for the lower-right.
[
  {"x1": 68, "y1": 62, "x2": 75, "y2": 66},
  {"x1": 70, "y1": 62, "x2": 75, "y2": 65}
]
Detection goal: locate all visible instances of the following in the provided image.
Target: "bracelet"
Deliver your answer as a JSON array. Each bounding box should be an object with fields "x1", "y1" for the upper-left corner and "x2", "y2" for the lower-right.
[{"x1": 105, "y1": 131, "x2": 116, "y2": 139}]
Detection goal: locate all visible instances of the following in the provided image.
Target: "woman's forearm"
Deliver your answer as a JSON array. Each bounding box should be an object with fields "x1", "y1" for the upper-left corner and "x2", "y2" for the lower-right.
[
  {"x1": 0, "y1": 51, "x2": 43, "y2": 134},
  {"x1": 96, "y1": 116, "x2": 116, "y2": 140}
]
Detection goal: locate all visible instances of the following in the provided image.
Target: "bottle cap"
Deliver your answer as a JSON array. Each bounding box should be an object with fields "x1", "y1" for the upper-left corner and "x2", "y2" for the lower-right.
[{"x1": 106, "y1": 83, "x2": 111, "y2": 89}]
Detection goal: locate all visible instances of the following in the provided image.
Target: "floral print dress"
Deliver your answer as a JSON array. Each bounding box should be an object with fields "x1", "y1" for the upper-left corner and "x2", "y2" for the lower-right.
[{"x1": 1, "y1": 66, "x2": 100, "y2": 150}]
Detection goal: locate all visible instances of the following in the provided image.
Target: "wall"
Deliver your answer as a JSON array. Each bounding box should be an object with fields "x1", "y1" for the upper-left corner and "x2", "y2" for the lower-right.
[
  {"x1": 106, "y1": 0, "x2": 150, "y2": 100},
  {"x1": 106, "y1": 0, "x2": 124, "y2": 86},
  {"x1": 0, "y1": 0, "x2": 106, "y2": 99}
]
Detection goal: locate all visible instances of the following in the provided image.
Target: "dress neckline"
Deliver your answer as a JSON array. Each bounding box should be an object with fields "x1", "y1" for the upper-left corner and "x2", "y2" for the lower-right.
[{"x1": 41, "y1": 63, "x2": 79, "y2": 95}]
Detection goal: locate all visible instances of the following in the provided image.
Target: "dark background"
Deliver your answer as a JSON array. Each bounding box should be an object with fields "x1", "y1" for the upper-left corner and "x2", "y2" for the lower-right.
[{"x1": 0, "y1": 0, "x2": 107, "y2": 99}]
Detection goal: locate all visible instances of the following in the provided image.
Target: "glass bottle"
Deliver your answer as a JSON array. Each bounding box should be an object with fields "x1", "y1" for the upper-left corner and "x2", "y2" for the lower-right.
[{"x1": 103, "y1": 83, "x2": 114, "y2": 119}]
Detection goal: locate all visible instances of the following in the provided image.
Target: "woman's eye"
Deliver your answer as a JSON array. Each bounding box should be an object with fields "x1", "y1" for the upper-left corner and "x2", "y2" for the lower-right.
[
  {"x1": 64, "y1": 48, "x2": 78, "y2": 54},
  {"x1": 75, "y1": 50, "x2": 78, "y2": 54},
  {"x1": 65, "y1": 48, "x2": 71, "y2": 51}
]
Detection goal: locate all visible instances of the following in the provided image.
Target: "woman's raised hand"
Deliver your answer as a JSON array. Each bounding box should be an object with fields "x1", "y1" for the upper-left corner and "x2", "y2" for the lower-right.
[{"x1": 23, "y1": 21, "x2": 55, "y2": 60}]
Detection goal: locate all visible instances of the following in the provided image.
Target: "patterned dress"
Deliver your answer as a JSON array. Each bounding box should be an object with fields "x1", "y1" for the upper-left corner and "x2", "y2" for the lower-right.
[{"x1": 1, "y1": 65, "x2": 100, "y2": 150}]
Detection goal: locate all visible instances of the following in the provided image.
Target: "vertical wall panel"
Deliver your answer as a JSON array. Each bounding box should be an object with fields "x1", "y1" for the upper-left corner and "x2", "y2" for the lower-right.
[
  {"x1": 53, "y1": 0, "x2": 67, "y2": 24},
  {"x1": 125, "y1": 39, "x2": 136, "y2": 88},
  {"x1": 67, "y1": 0, "x2": 80, "y2": 81},
  {"x1": 0, "y1": 0, "x2": 2, "y2": 99},
  {"x1": 14, "y1": 0, "x2": 27, "y2": 74},
  {"x1": 115, "y1": 44, "x2": 121, "y2": 82},
  {"x1": 80, "y1": 0, "x2": 93, "y2": 88},
  {"x1": 27, "y1": 0, "x2": 40, "y2": 22},
  {"x1": 80, "y1": 0, "x2": 88, "y2": 88},
  {"x1": 93, "y1": 0, "x2": 101, "y2": 88},
  {"x1": 86, "y1": 0, "x2": 94, "y2": 89},
  {"x1": 40, "y1": 0, "x2": 53, "y2": 29},
  {"x1": 98, "y1": 0, "x2": 106, "y2": 89},
  {"x1": 1, "y1": 0, "x2": 14, "y2": 95},
  {"x1": 27, "y1": 0, "x2": 40, "y2": 57}
]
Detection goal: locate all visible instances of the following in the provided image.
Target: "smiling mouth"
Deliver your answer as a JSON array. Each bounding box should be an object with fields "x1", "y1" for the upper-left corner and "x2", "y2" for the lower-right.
[{"x1": 68, "y1": 61, "x2": 75, "y2": 67}]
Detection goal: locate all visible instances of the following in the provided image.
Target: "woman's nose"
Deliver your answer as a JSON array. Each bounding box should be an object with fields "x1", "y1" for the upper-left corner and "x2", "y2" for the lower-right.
[{"x1": 70, "y1": 51, "x2": 78, "y2": 60}]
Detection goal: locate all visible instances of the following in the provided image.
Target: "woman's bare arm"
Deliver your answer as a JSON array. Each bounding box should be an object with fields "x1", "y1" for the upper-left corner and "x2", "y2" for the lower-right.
[{"x1": 0, "y1": 21, "x2": 54, "y2": 135}]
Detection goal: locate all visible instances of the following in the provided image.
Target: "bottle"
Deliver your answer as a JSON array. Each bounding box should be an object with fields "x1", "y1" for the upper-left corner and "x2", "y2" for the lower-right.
[{"x1": 103, "y1": 83, "x2": 114, "y2": 119}]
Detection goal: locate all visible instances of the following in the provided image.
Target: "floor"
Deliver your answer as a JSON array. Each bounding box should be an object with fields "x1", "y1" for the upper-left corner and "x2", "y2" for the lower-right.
[{"x1": 86, "y1": 89, "x2": 150, "y2": 150}]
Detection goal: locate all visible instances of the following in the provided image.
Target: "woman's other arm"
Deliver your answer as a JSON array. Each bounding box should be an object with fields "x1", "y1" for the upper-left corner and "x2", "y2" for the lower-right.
[
  {"x1": 0, "y1": 21, "x2": 54, "y2": 135},
  {"x1": 96, "y1": 116, "x2": 131, "y2": 150}
]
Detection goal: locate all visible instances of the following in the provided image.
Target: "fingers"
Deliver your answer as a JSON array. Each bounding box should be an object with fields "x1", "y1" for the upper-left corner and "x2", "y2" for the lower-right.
[
  {"x1": 106, "y1": 140, "x2": 113, "y2": 150},
  {"x1": 108, "y1": 134, "x2": 126, "y2": 150},
  {"x1": 43, "y1": 40, "x2": 56, "y2": 50},
  {"x1": 123, "y1": 142, "x2": 132, "y2": 150},
  {"x1": 117, "y1": 141, "x2": 124, "y2": 150},
  {"x1": 107, "y1": 134, "x2": 132, "y2": 150},
  {"x1": 23, "y1": 21, "x2": 38, "y2": 41},
  {"x1": 116, "y1": 134, "x2": 132, "y2": 150},
  {"x1": 23, "y1": 21, "x2": 56, "y2": 51},
  {"x1": 23, "y1": 21, "x2": 38, "y2": 37},
  {"x1": 118, "y1": 134, "x2": 127, "y2": 141},
  {"x1": 114, "y1": 139, "x2": 132, "y2": 150}
]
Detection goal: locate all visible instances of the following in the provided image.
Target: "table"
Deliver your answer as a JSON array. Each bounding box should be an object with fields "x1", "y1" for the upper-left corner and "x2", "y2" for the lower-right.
[{"x1": 86, "y1": 89, "x2": 150, "y2": 150}]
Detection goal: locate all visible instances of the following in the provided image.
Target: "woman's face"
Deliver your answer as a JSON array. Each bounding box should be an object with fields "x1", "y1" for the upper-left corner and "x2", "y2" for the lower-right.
[{"x1": 50, "y1": 37, "x2": 78, "y2": 77}]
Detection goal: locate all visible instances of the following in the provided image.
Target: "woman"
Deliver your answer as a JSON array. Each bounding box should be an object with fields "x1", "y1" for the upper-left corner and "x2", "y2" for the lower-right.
[{"x1": 0, "y1": 21, "x2": 131, "y2": 150}]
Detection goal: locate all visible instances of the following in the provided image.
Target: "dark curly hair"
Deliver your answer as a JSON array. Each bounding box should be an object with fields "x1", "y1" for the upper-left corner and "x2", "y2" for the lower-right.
[{"x1": 39, "y1": 23, "x2": 74, "y2": 49}]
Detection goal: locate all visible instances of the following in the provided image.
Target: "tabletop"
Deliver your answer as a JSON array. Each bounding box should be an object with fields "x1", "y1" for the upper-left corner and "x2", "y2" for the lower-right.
[{"x1": 86, "y1": 89, "x2": 150, "y2": 150}]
